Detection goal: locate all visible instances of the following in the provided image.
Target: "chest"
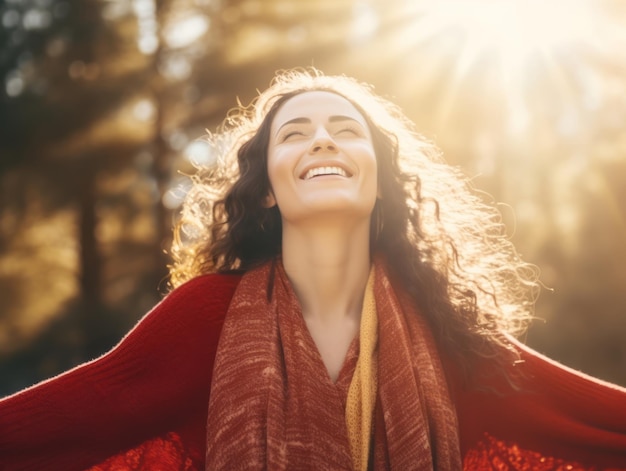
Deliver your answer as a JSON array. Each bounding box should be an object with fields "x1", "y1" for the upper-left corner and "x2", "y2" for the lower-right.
[{"x1": 304, "y1": 316, "x2": 360, "y2": 383}]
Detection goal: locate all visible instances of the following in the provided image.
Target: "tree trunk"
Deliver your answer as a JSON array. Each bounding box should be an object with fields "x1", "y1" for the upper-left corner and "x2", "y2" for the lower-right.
[{"x1": 78, "y1": 167, "x2": 101, "y2": 312}]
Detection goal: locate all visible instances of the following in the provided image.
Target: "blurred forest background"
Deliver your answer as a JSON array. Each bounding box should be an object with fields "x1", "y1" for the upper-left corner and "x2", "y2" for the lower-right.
[{"x1": 1, "y1": 0, "x2": 625, "y2": 396}]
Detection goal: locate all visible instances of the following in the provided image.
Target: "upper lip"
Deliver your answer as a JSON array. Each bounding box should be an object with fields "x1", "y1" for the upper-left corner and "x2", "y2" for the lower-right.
[{"x1": 299, "y1": 161, "x2": 354, "y2": 180}]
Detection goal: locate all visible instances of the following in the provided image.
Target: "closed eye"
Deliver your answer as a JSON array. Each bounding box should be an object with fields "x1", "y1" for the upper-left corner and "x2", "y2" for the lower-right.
[
  {"x1": 281, "y1": 130, "x2": 307, "y2": 142},
  {"x1": 335, "y1": 126, "x2": 361, "y2": 137}
]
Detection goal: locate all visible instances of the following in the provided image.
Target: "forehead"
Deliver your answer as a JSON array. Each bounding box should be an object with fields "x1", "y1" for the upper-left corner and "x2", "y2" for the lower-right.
[{"x1": 271, "y1": 91, "x2": 367, "y2": 130}]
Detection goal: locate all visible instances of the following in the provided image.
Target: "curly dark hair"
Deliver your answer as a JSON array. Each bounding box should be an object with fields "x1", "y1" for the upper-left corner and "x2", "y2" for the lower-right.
[{"x1": 170, "y1": 68, "x2": 540, "y2": 381}]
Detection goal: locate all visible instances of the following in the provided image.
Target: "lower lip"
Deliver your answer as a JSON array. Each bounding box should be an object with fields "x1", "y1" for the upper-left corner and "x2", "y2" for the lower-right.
[{"x1": 304, "y1": 174, "x2": 350, "y2": 180}]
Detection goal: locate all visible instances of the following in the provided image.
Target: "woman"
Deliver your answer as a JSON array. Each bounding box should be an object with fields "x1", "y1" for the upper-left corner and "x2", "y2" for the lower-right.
[{"x1": 1, "y1": 69, "x2": 625, "y2": 470}]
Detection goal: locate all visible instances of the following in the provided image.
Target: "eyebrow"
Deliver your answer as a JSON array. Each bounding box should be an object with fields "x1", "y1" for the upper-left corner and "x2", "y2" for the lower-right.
[{"x1": 275, "y1": 115, "x2": 362, "y2": 136}]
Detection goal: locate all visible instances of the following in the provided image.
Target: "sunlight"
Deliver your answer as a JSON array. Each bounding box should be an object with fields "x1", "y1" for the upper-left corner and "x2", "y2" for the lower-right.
[
  {"x1": 393, "y1": 0, "x2": 610, "y2": 135},
  {"x1": 427, "y1": 1, "x2": 595, "y2": 60},
  {"x1": 405, "y1": 0, "x2": 597, "y2": 69},
  {"x1": 430, "y1": 0, "x2": 595, "y2": 94}
]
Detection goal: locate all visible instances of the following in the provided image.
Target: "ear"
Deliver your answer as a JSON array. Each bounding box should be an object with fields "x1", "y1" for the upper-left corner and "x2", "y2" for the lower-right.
[{"x1": 263, "y1": 190, "x2": 277, "y2": 208}]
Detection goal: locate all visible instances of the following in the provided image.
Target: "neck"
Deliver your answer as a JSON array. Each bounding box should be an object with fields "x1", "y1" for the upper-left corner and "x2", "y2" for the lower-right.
[{"x1": 281, "y1": 217, "x2": 371, "y2": 324}]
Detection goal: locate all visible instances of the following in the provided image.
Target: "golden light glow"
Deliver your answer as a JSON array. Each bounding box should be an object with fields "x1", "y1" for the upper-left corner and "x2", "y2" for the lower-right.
[
  {"x1": 387, "y1": 0, "x2": 618, "y2": 136},
  {"x1": 352, "y1": 0, "x2": 626, "y2": 257},
  {"x1": 419, "y1": 0, "x2": 596, "y2": 69}
]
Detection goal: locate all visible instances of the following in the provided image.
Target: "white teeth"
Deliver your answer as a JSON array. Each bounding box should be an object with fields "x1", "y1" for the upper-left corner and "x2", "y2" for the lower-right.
[{"x1": 304, "y1": 166, "x2": 348, "y2": 180}]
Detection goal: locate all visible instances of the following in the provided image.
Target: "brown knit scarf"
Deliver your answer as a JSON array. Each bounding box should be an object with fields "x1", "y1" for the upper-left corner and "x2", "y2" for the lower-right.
[{"x1": 205, "y1": 259, "x2": 461, "y2": 470}]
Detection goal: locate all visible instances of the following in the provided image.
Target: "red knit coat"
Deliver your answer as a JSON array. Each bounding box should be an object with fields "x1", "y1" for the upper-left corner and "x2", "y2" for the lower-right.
[{"x1": 1, "y1": 273, "x2": 625, "y2": 470}]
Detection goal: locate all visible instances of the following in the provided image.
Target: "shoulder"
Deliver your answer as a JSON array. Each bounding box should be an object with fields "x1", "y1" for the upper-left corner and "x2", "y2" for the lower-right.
[
  {"x1": 511, "y1": 336, "x2": 626, "y2": 404},
  {"x1": 163, "y1": 273, "x2": 243, "y2": 311},
  {"x1": 119, "y1": 273, "x2": 243, "y2": 348},
  {"x1": 154, "y1": 273, "x2": 243, "y2": 324}
]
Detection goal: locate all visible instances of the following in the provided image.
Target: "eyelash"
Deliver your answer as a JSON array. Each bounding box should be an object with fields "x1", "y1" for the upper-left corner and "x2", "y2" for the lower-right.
[
  {"x1": 280, "y1": 125, "x2": 361, "y2": 142},
  {"x1": 283, "y1": 130, "x2": 305, "y2": 140},
  {"x1": 336, "y1": 126, "x2": 359, "y2": 136}
]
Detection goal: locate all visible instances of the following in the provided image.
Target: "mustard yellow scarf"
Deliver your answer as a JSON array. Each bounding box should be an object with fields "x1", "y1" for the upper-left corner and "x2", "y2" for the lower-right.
[{"x1": 345, "y1": 266, "x2": 377, "y2": 470}]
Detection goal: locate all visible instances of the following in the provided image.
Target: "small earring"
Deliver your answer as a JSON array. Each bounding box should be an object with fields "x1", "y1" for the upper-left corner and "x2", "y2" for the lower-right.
[{"x1": 264, "y1": 192, "x2": 277, "y2": 209}]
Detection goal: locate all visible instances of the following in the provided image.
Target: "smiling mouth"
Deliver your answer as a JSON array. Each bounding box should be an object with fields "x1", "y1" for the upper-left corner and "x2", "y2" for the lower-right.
[{"x1": 302, "y1": 166, "x2": 351, "y2": 180}]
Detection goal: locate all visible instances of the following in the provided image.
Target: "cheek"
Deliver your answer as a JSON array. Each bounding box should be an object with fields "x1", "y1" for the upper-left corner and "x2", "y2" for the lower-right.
[
  {"x1": 266, "y1": 149, "x2": 295, "y2": 197},
  {"x1": 363, "y1": 151, "x2": 379, "y2": 184}
]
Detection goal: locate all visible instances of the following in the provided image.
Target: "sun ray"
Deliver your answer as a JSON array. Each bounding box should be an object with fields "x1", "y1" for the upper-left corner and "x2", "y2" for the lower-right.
[{"x1": 380, "y1": 0, "x2": 616, "y2": 138}]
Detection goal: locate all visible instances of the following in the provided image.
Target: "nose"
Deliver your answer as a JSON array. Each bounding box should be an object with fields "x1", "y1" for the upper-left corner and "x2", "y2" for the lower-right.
[{"x1": 309, "y1": 127, "x2": 338, "y2": 154}]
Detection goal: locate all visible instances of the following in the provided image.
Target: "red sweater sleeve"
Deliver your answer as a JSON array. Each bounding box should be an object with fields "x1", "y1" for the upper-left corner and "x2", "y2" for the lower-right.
[
  {"x1": 456, "y1": 337, "x2": 626, "y2": 469},
  {"x1": 0, "y1": 274, "x2": 240, "y2": 471}
]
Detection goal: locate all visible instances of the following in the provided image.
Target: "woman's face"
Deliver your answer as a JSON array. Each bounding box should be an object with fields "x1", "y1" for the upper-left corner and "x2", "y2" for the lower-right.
[{"x1": 267, "y1": 91, "x2": 378, "y2": 225}]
